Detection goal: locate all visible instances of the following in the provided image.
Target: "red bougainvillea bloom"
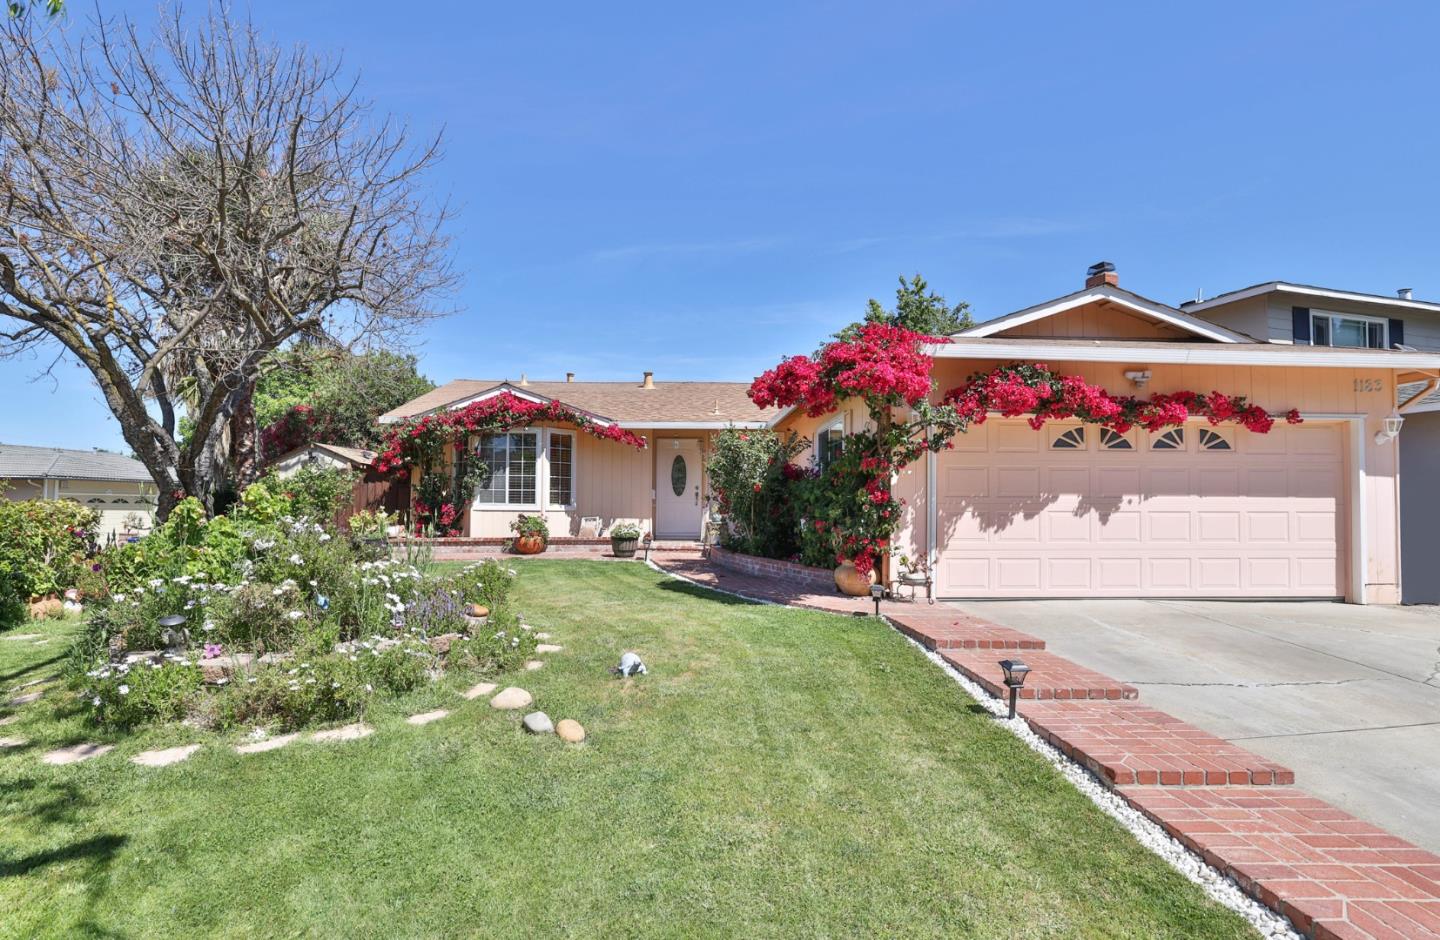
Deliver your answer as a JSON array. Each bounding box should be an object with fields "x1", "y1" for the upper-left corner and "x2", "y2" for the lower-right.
[{"x1": 750, "y1": 323, "x2": 947, "y2": 416}]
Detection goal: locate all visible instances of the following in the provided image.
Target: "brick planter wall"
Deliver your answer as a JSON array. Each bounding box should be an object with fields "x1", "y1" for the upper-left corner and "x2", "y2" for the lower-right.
[{"x1": 710, "y1": 546, "x2": 837, "y2": 593}]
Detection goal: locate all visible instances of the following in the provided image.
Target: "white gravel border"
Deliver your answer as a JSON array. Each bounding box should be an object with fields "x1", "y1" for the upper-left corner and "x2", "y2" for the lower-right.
[{"x1": 649, "y1": 559, "x2": 1299, "y2": 939}]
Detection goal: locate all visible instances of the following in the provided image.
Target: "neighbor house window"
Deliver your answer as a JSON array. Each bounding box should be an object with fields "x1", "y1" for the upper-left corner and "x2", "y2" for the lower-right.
[
  {"x1": 548, "y1": 431, "x2": 574, "y2": 506},
  {"x1": 475, "y1": 431, "x2": 538, "y2": 505},
  {"x1": 817, "y1": 420, "x2": 844, "y2": 470},
  {"x1": 1310, "y1": 312, "x2": 1387, "y2": 349}
]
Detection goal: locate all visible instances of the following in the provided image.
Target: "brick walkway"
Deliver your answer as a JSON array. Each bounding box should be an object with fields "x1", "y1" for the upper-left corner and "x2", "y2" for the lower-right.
[{"x1": 648, "y1": 551, "x2": 1440, "y2": 939}]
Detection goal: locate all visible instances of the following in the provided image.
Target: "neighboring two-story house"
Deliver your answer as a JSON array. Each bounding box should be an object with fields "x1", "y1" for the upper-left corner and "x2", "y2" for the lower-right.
[{"x1": 1183, "y1": 283, "x2": 1440, "y2": 603}]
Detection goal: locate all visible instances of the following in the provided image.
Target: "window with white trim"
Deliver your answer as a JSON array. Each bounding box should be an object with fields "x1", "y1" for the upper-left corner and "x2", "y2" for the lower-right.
[
  {"x1": 1198, "y1": 427, "x2": 1233, "y2": 451},
  {"x1": 1151, "y1": 428, "x2": 1185, "y2": 451},
  {"x1": 1100, "y1": 427, "x2": 1133, "y2": 450},
  {"x1": 1050, "y1": 427, "x2": 1086, "y2": 450},
  {"x1": 475, "y1": 431, "x2": 538, "y2": 505},
  {"x1": 1310, "y1": 312, "x2": 1387, "y2": 349},
  {"x1": 816, "y1": 419, "x2": 844, "y2": 470},
  {"x1": 548, "y1": 431, "x2": 574, "y2": 506}
]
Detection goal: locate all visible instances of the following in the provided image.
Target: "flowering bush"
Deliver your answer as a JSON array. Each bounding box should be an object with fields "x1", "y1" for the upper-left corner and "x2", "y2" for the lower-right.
[
  {"x1": 375, "y1": 391, "x2": 648, "y2": 536},
  {"x1": 706, "y1": 429, "x2": 810, "y2": 559},
  {"x1": 942, "y1": 363, "x2": 1303, "y2": 434},
  {"x1": 509, "y1": 513, "x2": 549, "y2": 540},
  {"x1": 85, "y1": 655, "x2": 204, "y2": 728},
  {"x1": 445, "y1": 608, "x2": 538, "y2": 675},
  {"x1": 0, "y1": 498, "x2": 99, "y2": 614},
  {"x1": 451, "y1": 559, "x2": 516, "y2": 611},
  {"x1": 749, "y1": 328, "x2": 1308, "y2": 575}
]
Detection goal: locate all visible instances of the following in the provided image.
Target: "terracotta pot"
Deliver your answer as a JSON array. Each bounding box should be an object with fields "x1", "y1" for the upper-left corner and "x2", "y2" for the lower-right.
[
  {"x1": 513, "y1": 534, "x2": 546, "y2": 555},
  {"x1": 834, "y1": 561, "x2": 877, "y2": 597}
]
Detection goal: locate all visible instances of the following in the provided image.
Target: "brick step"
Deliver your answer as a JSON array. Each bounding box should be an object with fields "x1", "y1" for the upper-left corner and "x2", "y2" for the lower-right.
[
  {"x1": 1121, "y1": 787, "x2": 1440, "y2": 939},
  {"x1": 941, "y1": 649, "x2": 1138, "y2": 701},
  {"x1": 888, "y1": 612, "x2": 1045, "y2": 651},
  {"x1": 1022, "y1": 700, "x2": 1294, "y2": 788}
]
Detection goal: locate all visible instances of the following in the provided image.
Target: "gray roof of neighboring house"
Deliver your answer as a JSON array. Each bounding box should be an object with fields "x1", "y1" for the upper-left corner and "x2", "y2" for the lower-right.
[
  {"x1": 276, "y1": 442, "x2": 378, "y2": 467},
  {"x1": 1399, "y1": 381, "x2": 1440, "y2": 413},
  {"x1": 0, "y1": 443, "x2": 153, "y2": 483}
]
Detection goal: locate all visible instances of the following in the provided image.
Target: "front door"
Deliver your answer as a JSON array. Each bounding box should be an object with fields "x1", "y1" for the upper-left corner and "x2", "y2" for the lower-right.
[{"x1": 655, "y1": 438, "x2": 704, "y2": 539}]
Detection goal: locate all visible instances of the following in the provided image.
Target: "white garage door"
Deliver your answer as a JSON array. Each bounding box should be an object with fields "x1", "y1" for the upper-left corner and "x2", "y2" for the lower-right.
[{"x1": 934, "y1": 419, "x2": 1346, "y2": 598}]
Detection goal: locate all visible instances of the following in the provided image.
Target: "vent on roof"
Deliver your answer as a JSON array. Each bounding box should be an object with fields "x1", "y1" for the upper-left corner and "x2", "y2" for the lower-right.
[
  {"x1": 517, "y1": 373, "x2": 530, "y2": 387},
  {"x1": 1085, "y1": 261, "x2": 1118, "y2": 289},
  {"x1": 641, "y1": 371, "x2": 655, "y2": 389},
  {"x1": 1398, "y1": 288, "x2": 1414, "y2": 300},
  {"x1": 566, "y1": 372, "x2": 575, "y2": 383}
]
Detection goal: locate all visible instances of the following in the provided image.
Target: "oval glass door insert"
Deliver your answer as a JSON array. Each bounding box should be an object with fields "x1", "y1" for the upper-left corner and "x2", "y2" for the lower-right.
[{"x1": 670, "y1": 455, "x2": 687, "y2": 497}]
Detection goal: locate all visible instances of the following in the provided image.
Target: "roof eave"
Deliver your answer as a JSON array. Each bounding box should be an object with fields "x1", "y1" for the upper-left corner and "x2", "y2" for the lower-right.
[
  {"x1": 925, "y1": 340, "x2": 1440, "y2": 369},
  {"x1": 958, "y1": 284, "x2": 1254, "y2": 345},
  {"x1": 1182, "y1": 282, "x2": 1440, "y2": 315}
]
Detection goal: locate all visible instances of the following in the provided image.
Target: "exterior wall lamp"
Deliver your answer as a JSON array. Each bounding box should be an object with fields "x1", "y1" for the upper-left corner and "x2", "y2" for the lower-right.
[
  {"x1": 999, "y1": 659, "x2": 1031, "y2": 719},
  {"x1": 1375, "y1": 413, "x2": 1405, "y2": 445}
]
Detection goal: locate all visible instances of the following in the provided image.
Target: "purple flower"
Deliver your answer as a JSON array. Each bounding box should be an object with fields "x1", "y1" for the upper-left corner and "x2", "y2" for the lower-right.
[{"x1": 203, "y1": 643, "x2": 223, "y2": 659}]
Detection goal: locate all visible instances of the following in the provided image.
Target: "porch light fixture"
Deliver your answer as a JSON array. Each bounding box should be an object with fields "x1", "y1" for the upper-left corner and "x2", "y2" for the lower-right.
[
  {"x1": 869, "y1": 583, "x2": 884, "y2": 617},
  {"x1": 999, "y1": 659, "x2": 1031, "y2": 720},
  {"x1": 1123, "y1": 370, "x2": 1152, "y2": 389},
  {"x1": 1375, "y1": 413, "x2": 1405, "y2": 445}
]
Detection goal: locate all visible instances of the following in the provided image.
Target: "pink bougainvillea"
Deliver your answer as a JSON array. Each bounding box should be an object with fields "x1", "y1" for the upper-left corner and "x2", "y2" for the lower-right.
[{"x1": 750, "y1": 322, "x2": 949, "y2": 416}]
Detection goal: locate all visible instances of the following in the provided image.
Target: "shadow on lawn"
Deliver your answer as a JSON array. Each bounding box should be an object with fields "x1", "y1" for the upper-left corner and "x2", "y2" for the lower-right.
[
  {"x1": 654, "y1": 579, "x2": 763, "y2": 606},
  {"x1": 1, "y1": 833, "x2": 127, "y2": 879},
  {"x1": 1, "y1": 651, "x2": 67, "y2": 686}
]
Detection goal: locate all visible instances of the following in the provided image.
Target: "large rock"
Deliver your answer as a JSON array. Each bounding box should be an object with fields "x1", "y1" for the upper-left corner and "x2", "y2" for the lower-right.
[
  {"x1": 555, "y1": 719, "x2": 586, "y2": 744},
  {"x1": 489, "y1": 687, "x2": 533, "y2": 710},
  {"x1": 200, "y1": 653, "x2": 255, "y2": 684},
  {"x1": 428, "y1": 633, "x2": 463, "y2": 655},
  {"x1": 521, "y1": 711, "x2": 554, "y2": 735}
]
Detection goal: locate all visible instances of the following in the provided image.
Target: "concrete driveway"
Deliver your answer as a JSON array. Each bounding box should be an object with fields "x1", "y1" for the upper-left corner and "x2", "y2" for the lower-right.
[{"x1": 949, "y1": 598, "x2": 1440, "y2": 854}]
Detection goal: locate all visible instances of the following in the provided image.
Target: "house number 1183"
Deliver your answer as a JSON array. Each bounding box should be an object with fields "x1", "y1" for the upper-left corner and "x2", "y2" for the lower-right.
[{"x1": 1354, "y1": 379, "x2": 1383, "y2": 393}]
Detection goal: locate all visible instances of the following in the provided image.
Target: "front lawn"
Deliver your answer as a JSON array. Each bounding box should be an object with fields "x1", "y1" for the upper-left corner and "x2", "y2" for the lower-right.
[{"x1": 0, "y1": 561, "x2": 1254, "y2": 938}]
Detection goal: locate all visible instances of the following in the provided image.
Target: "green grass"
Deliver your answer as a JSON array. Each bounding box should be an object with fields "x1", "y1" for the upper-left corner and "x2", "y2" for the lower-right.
[{"x1": 0, "y1": 561, "x2": 1256, "y2": 939}]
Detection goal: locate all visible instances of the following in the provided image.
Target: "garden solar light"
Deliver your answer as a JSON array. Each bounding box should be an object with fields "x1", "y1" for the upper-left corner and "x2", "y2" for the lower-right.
[
  {"x1": 999, "y1": 659, "x2": 1030, "y2": 720},
  {"x1": 157, "y1": 613, "x2": 189, "y2": 651},
  {"x1": 869, "y1": 583, "x2": 884, "y2": 617}
]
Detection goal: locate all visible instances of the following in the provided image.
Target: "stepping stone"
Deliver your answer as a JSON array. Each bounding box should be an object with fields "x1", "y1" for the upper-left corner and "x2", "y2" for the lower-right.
[
  {"x1": 310, "y1": 722, "x2": 373, "y2": 743},
  {"x1": 7, "y1": 691, "x2": 43, "y2": 707},
  {"x1": 1, "y1": 633, "x2": 42, "y2": 641},
  {"x1": 489, "y1": 687, "x2": 533, "y2": 710},
  {"x1": 461, "y1": 681, "x2": 498, "y2": 700},
  {"x1": 406, "y1": 709, "x2": 450, "y2": 726},
  {"x1": 0, "y1": 736, "x2": 28, "y2": 749},
  {"x1": 235, "y1": 732, "x2": 299, "y2": 755},
  {"x1": 521, "y1": 711, "x2": 554, "y2": 734},
  {"x1": 535, "y1": 644, "x2": 564, "y2": 654},
  {"x1": 0, "y1": 715, "x2": 19, "y2": 727},
  {"x1": 534, "y1": 632, "x2": 552, "y2": 640},
  {"x1": 524, "y1": 660, "x2": 545, "y2": 671},
  {"x1": 131, "y1": 744, "x2": 201, "y2": 767},
  {"x1": 556, "y1": 719, "x2": 586, "y2": 744},
  {"x1": 42, "y1": 743, "x2": 114, "y2": 765}
]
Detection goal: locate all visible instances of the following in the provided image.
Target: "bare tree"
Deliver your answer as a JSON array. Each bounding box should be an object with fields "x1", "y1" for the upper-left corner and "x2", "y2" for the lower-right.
[{"x1": 0, "y1": 6, "x2": 454, "y2": 517}]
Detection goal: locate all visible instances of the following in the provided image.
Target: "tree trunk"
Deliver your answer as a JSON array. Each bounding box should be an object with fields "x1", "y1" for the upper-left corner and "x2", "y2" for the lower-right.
[{"x1": 230, "y1": 385, "x2": 260, "y2": 487}]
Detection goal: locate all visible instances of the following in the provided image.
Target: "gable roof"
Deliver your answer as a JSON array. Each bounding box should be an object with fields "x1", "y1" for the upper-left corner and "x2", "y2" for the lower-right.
[
  {"x1": 927, "y1": 336, "x2": 1440, "y2": 369},
  {"x1": 960, "y1": 284, "x2": 1255, "y2": 344},
  {"x1": 276, "y1": 443, "x2": 379, "y2": 468},
  {"x1": 1181, "y1": 281, "x2": 1440, "y2": 315},
  {"x1": 380, "y1": 379, "x2": 775, "y2": 428},
  {"x1": 0, "y1": 443, "x2": 153, "y2": 484}
]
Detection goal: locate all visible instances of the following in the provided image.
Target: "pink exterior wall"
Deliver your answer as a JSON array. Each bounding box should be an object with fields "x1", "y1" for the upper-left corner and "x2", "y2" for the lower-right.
[{"x1": 890, "y1": 358, "x2": 1403, "y2": 603}]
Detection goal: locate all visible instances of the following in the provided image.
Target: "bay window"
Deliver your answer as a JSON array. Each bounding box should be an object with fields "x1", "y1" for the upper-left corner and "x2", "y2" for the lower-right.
[{"x1": 472, "y1": 429, "x2": 575, "y2": 508}]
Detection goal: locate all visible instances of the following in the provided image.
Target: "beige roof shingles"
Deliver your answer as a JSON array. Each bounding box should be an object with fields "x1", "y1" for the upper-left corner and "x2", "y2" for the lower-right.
[{"x1": 379, "y1": 379, "x2": 775, "y2": 427}]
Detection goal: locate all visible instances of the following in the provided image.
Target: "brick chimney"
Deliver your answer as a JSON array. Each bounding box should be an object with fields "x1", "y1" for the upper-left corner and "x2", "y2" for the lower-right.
[
  {"x1": 641, "y1": 371, "x2": 655, "y2": 389},
  {"x1": 1085, "y1": 261, "x2": 1118, "y2": 289}
]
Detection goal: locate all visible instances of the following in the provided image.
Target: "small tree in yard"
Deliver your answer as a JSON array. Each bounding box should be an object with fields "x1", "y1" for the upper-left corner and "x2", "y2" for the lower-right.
[{"x1": 0, "y1": 7, "x2": 454, "y2": 518}]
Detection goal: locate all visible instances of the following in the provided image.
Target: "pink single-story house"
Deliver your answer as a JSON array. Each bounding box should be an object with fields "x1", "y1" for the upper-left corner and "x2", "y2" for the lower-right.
[{"x1": 385, "y1": 263, "x2": 1440, "y2": 604}]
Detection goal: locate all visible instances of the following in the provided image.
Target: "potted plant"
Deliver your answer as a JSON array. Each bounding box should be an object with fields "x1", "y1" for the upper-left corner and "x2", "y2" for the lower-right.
[
  {"x1": 510, "y1": 513, "x2": 549, "y2": 555},
  {"x1": 609, "y1": 522, "x2": 642, "y2": 558},
  {"x1": 834, "y1": 560, "x2": 877, "y2": 597}
]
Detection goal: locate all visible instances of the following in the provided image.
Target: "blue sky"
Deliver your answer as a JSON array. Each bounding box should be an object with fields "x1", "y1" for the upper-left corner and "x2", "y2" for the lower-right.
[{"x1": 6, "y1": 0, "x2": 1440, "y2": 451}]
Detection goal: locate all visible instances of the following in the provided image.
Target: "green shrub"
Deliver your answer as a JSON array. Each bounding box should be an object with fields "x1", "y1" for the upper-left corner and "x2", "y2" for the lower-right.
[
  {"x1": 264, "y1": 465, "x2": 356, "y2": 524},
  {"x1": 451, "y1": 559, "x2": 515, "y2": 611},
  {"x1": 509, "y1": 513, "x2": 548, "y2": 539},
  {"x1": 0, "y1": 498, "x2": 99, "y2": 603},
  {"x1": 85, "y1": 656, "x2": 205, "y2": 728},
  {"x1": 706, "y1": 429, "x2": 809, "y2": 561},
  {"x1": 447, "y1": 609, "x2": 537, "y2": 674}
]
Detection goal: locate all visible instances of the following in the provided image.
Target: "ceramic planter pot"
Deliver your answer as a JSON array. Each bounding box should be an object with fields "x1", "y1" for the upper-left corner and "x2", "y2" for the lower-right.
[
  {"x1": 514, "y1": 534, "x2": 546, "y2": 555},
  {"x1": 834, "y1": 561, "x2": 877, "y2": 597},
  {"x1": 611, "y1": 536, "x2": 640, "y2": 558}
]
